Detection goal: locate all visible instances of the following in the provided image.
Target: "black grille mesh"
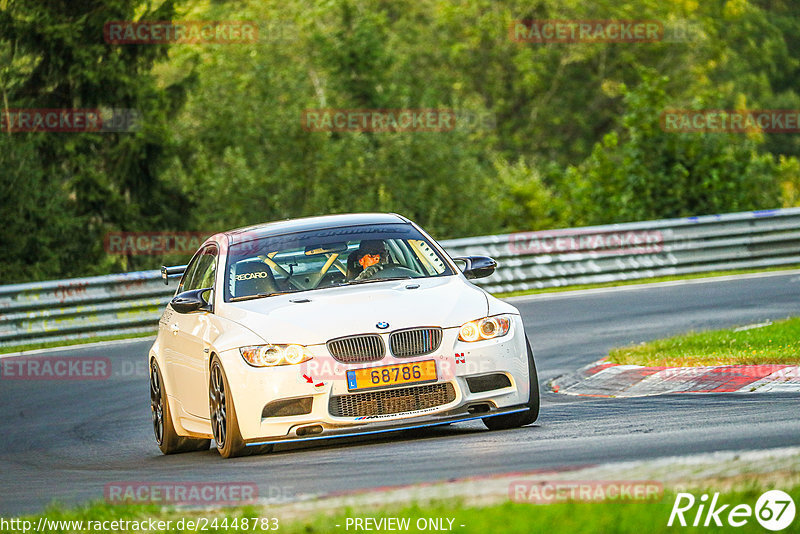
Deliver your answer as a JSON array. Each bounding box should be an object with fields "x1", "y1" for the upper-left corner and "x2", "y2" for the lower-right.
[
  {"x1": 329, "y1": 383, "x2": 456, "y2": 417},
  {"x1": 327, "y1": 334, "x2": 385, "y2": 363},
  {"x1": 389, "y1": 327, "x2": 443, "y2": 357}
]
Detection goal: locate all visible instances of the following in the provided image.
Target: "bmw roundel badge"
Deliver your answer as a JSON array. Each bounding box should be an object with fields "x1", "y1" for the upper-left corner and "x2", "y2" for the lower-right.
[{"x1": 376, "y1": 321, "x2": 390, "y2": 329}]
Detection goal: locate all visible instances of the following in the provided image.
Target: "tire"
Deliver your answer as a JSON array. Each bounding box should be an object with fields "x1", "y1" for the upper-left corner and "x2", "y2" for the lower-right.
[
  {"x1": 150, "y1": 360, "x2": 211, "y2": 454},
  {"x1": 209, "y1": 356, "x2": 247, "y2": 458},
  {"x1": 482, "y1": 335, "x2": 540, "y2": 430}
]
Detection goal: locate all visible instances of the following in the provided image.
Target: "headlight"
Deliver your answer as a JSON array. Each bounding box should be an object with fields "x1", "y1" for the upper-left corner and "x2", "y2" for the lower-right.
[
  {"x1": 239, "y1": 344, "x2": 313, "y2": 367},
  {"x1": 458, "y1": 315, "x2": 511, "y2": 342}
]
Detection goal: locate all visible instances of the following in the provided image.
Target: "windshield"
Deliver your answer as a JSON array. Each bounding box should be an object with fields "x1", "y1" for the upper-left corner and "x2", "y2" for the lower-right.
[{"x1": 224, "y1": 223, "x2": 454, "y2": 302}]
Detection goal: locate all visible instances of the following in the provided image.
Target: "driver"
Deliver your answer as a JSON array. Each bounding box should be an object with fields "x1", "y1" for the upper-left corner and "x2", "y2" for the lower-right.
[{"x1": 346, "y1": 240, "x2": 387, "y2": 280}]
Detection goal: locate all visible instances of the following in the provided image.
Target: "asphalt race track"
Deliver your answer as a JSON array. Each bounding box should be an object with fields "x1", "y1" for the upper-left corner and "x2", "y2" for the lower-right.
[{"x1": 2, "y1": 271, "x2": 800, "y2": 515}]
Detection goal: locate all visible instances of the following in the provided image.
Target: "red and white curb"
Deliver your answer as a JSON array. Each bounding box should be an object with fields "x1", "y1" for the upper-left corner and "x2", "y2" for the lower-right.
[{"x1": 551, "y1": 359, "x2": 800, "y2": 397}]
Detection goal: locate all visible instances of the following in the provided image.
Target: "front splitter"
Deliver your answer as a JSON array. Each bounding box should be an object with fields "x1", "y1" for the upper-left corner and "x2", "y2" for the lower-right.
[{"x1": 244, "y1": 404, "x2": 529, "y2": 447}]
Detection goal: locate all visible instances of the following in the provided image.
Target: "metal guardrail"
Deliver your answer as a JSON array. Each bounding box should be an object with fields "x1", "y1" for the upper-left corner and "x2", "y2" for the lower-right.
[{"x1": 2, "y1": 207, "x2": 800, "y2": 348}]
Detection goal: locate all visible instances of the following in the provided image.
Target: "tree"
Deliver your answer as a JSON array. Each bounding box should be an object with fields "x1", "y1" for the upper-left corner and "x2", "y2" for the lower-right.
[
  {"x1": 0, "y1": 0, "x2": 191, "y2": 282},
  {"x1": 565, "y1": 71, "x2": 783, "y2": 225}
]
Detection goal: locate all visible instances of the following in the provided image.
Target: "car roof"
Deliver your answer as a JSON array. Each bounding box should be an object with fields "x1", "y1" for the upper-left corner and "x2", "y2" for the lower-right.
[{"x1": 222, "y1": 213, "x2": 410, "y2": 244}]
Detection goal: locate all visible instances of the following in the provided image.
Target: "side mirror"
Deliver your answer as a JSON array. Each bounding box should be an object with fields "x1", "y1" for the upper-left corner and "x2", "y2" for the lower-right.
[
  {"x1": 453, "y1": 256, "x2": 497, "y2": 280},
  {"x1": 161, "y1": 264, "x2": 187, "y2": 285},
  {"x1": 171, "y1": 288, "x2": 212, "y2": 314}
]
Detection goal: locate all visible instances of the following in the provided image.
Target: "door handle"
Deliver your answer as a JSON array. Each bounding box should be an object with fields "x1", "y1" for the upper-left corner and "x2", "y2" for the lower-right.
[{"x1": 170, "y1": 323, "x2": 180, "y2": 335}]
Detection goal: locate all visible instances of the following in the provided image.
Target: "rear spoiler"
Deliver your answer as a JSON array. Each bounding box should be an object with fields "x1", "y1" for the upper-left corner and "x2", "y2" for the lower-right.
[{"x1": 161, "y1": 265, "x2": 187, "y2": 285}]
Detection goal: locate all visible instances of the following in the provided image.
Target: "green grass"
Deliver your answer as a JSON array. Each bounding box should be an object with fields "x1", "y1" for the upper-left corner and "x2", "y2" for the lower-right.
[
  {"x1": 0, "y1": 331, "x2": 156, "y2": 355},
  {"x1": 608, "y1": 317, "x2": 800, "y2": 367},
  {"x1": 492, "y1": 265, "x2": 800, "y2": 298},
  {"x1": 3, "y1": 485, "x2": 797, "y2": 533}
]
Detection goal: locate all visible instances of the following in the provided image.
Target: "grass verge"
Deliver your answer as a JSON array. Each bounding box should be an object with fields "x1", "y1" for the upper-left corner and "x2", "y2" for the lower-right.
[
  {"x1": 608, "y1": 317, "x2": 800, "y2": 367},
  {"x1": 0, "y1": 331, "x2": 156, "y2": 356},
  {"x1": 492, "y1": 265, "x2": 800, "y2": 298},
  {"x1": 3, "y1": 485, "x2": 797, "y2": 534}
]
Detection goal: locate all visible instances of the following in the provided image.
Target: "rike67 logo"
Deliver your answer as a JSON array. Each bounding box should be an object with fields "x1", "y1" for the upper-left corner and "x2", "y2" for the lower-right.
[{"x1": 668, "y1": 490, "x2": 795, "y2": 531}]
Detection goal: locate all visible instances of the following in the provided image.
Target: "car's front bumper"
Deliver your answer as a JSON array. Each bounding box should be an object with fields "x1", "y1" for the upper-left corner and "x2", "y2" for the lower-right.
[
  {"x1": 219, "y1": 315, "x2": 532, "y2": 443},
  {"x1": 243, "y1": 404, "x2": 530, "y2": 447}
]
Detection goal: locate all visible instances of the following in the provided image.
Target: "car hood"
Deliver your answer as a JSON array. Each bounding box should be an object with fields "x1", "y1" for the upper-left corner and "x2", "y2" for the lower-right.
[{"x1": 219, "y1": 276, "x2": 488, "y2": 345}]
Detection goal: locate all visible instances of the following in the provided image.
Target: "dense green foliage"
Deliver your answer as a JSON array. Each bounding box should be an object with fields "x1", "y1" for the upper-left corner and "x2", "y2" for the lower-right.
[{"x1": 2, "y1": 0, "x2": 800, "y2": 283}]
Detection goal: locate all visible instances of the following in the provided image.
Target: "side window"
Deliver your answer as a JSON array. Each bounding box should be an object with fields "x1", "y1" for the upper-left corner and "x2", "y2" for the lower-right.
[
  {"x1": 177, "y1": 255, "x2": 201, "y2": 293},
  {"x1": 182, "y1": 246, "x2": 218, "y2": 291}
]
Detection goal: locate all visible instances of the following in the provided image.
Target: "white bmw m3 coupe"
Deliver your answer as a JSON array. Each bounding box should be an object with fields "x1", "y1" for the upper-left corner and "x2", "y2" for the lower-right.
[{"x1": 149, "y1": 213, "x2": 539, "y2": 458}]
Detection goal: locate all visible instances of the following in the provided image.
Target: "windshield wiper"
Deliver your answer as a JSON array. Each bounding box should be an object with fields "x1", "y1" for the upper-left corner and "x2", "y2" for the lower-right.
[{"x1": 229, "y1": 291, "x2": 294, "y2": 302}]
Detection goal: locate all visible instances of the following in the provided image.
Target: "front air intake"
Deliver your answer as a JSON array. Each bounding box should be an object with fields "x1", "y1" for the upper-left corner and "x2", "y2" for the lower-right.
[
  {"x1": 261, "y1": 397, "x2": 313, "y2": 418},
  {"x1": 465, "y1": 373, "x2": 512, "y2": 393},
  {"x1": 329, "y1": 383, "x2": 456, "y2": 418}
]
